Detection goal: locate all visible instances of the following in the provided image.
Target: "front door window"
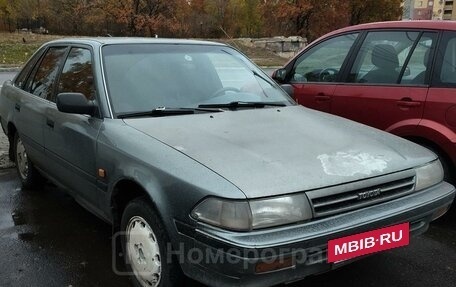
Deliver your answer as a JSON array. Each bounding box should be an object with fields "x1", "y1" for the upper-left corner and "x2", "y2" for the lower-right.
[
  {"x1": 290, "y1": 33, "x2": 359, "y2": 83},
  {"x1": 57, "y1": 47, "x2": 96, "y2": 102}
]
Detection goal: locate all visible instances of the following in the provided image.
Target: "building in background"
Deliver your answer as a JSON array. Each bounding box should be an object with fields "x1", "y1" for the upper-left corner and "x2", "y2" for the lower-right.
[
  {"x1": 403, "y1": 0, "x2": 456, "y2": 20},
  {"x1": 413, "y1": 0, "x2": 434, "y2": 20},
  {"x1": 402, "y1": 0, "x2": 414, "y2": 19},
  {"x1": 442, "y1": 0, "x2": 456, "y2": 20},
  {"x1": 433, "y1": 0, "x2": 444, "y2": 19}
]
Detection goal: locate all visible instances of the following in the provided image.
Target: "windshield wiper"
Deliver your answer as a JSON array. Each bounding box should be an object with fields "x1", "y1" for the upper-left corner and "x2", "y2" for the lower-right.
[
  {"x1": 117, "y1": 107, "x2": 224, "y2": 119},
  {"x1": 198, "y1": 101, "x2": 287, "y2": 109},
  {"x1": 252, "y1": 69, "x2": 273, "y2": 85}
]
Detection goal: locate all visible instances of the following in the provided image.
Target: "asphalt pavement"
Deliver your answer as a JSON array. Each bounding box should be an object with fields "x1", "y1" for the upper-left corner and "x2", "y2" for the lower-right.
[
  {"x1": 0, "y1": 72, "x2": 17, "y2": 87},
  {"x1": 0, "y1": 168, "x2": 455, "y2": 287}
]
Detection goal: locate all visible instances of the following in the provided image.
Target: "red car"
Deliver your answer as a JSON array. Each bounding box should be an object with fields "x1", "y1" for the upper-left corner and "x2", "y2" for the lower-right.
[{"x1": 273, "y1": 21, "x2": 456, "y2": 182}]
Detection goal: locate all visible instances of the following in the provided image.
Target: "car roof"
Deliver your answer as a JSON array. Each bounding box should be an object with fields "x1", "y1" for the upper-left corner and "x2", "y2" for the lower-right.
[
  {"x1": 44, "y1": 37, "x2": 227, "y2": 47},
  {"x1": 324, "y1": 20, "x2": 456, "y2": 38}
]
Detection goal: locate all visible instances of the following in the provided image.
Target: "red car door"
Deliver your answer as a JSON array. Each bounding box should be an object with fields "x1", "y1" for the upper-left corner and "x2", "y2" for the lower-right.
[
  {"x1": 331, "y1": 31, "x2": 437, "y2": 133},
  {"x1": 293, "y1": 84, "x2": 336, "y2": 113},
  {"x1": 332, "y1": 85, "x2": 427, "y2": 132},
  {"x1": 286, "y1": 33, "x2": 360, "y2": 113},
  {"x1": 421, "y1": 31, "x2": 456, "y2": 169}
]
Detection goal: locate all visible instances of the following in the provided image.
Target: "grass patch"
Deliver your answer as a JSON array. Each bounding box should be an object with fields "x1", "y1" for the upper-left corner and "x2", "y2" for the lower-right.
[
  {"x1": 0, "y1": 32, "x2": 64, "y2": 67},
  {"x1": 0, "y1": 43, "x2": 42, "y2": 66},
  {"x1": 0, "y1": 32, "x2": 288, "y2": 67}
]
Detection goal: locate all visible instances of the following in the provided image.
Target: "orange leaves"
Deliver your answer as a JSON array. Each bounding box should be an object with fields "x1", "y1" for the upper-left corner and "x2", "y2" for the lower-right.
[
  {"x1": 272, "y1": 0, "x2": 312, "y2": 19},
  {"x1": 0, "y1": 0, "x2": 403, "y2": 39}
]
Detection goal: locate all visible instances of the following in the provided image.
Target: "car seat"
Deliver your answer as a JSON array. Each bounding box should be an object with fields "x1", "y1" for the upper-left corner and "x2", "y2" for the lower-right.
[{"x1": 361, "y1": 44, "x2": 399, "y2": 84}]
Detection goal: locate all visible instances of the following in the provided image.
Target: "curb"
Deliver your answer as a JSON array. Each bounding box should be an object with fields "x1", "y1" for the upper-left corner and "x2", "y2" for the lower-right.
[
  {"x1": 260, "y1": 66, "x2": 281, "y2": 69},
  {"x1": 0, "y1": 67, "x2": 20, "y2": 72}
]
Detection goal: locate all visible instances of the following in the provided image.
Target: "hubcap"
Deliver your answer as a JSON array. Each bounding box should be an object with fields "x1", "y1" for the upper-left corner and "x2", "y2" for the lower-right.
[
  {"x1": 126, "y1": 216, "x2": 162, "y2": 287},
  {"x1": 16, "y1": 138, "x2": 29, "y2": 180}
]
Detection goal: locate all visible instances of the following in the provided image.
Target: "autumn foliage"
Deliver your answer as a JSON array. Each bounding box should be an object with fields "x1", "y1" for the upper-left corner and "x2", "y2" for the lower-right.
[{"x1": 0, "y1": 0, "x2": 402, "y2": 41}]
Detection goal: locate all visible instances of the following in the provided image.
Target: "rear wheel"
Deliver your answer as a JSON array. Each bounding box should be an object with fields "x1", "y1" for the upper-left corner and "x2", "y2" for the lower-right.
[
  {"x1": 121, "y1": 198, "x2": 183, "y2": 287},
  {"x1": 14, "y1": 133, "x2": 44, "y2": 188}
]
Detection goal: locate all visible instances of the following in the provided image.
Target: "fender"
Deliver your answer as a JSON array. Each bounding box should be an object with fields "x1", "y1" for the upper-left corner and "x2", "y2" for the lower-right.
[
  {"x1": 395, "y1": 119, "x2": 456, "y2": 165},
  {"x1": 385, "y1": 118, "x2": 422, "y2": 136}
]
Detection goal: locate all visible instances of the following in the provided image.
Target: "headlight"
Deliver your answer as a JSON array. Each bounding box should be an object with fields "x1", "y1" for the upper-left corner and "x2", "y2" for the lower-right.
[
  {"x1": 191, "y1": 194, "x2": 312, "y2": 231},
  {"x1": 415, "y1": 160, "x2": 444, "y2": 191},
  {"x1": 191, "y1": 198, "x2": 252, "y2": 231}
]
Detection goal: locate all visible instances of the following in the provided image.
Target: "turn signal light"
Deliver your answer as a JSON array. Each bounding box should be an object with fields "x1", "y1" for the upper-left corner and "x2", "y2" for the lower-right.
[{"x1": 255, "y1": 257, "x2": 294, "y2": 274}]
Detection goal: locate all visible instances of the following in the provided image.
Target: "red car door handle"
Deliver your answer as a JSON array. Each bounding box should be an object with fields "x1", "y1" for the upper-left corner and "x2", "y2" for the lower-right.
[
  {"x1": 315, "y1": 94, "x2": 331, "y2": 101},
  {"x1": 397, "y1": 100, "x2": 421, "y2": 107}
]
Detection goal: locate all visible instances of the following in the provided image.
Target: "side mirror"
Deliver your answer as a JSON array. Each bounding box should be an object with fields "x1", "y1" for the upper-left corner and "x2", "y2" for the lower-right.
[
  {"x1": 56, "y1": 93, "x2": 96, "y2": 116},
  {"x1": 272, "y1": 68, "x2": 288, "y2": 82},
  {"x1": 281, "y1": 84, "x2": 294, "y2": 97}
]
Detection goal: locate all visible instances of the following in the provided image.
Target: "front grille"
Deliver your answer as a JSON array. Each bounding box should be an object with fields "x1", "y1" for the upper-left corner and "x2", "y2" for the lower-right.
[{"x1": 306, "y1": 169, "x2": 416, "y2": 218}]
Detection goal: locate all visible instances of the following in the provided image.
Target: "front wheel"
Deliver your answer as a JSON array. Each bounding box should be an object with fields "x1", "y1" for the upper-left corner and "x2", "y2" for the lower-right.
[
  {"x1": 14, "y1": 133, "x2": 44, "y2": 188},
  {"x1": 121, "y1": 198, "x2": 183, "y2": 287}
]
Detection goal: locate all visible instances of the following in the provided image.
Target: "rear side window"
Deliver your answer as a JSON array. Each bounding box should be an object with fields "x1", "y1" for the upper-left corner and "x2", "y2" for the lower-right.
[
  {"x1": 14, "y1": 50, "x2": 43, "y2": 89},
  {"x1": 25, "y1": 46, "x2": 67, "y2": 100},
  {"x1": 400, "y1": 32, "x2": 437, "y2": 85},
  {"x1": 349, "y1": 31, "x2": 421, "y2": 84}
]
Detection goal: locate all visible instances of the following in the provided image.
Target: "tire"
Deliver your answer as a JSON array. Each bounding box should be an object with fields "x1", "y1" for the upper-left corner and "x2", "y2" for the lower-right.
[
  {"x1": 438, "y1": 154, "x2": 453, "y2": 184},
  {"x1": 13, "y1": 133, "x2": 44, "y2": 189},
  {"x1": 8, "y1": 135, "x2": 15, "y2": 162},
  {"x1": 121, "y1": 197, "x2": 183, "y2": 287}
]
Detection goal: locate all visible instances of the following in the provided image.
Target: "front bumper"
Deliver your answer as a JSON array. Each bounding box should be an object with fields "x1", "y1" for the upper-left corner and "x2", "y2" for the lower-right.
[{"x1": 174, "y1": 182, "x2": 455, "y2": 287}]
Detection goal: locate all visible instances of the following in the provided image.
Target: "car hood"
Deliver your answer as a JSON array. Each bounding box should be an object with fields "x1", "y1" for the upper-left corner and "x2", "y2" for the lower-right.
[{"x1": 124, "y1": 106, "x2": 435, "y2": 198}]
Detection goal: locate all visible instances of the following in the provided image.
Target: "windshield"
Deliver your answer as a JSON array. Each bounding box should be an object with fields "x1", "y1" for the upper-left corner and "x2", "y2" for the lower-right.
[{"x1": 102, "y1": 44, "x2": 294, "y2": 115}]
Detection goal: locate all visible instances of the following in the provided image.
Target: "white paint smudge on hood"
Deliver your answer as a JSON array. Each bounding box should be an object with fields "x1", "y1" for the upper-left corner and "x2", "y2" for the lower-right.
[{"x1": 318, "y1": 150, "x2": 390, "y2": 177}]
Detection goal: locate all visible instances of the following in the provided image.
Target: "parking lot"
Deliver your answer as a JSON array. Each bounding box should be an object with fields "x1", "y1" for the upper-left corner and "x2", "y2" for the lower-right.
[
  {"x1": 0, "y1": 167, "x2": 455, "y2": 287},
  {"x1": 1, "y1": 63, "x2": 456, "y2": 287},
  {"x1": 0, "y1": 72, "x2": 16, "y2": 87}
]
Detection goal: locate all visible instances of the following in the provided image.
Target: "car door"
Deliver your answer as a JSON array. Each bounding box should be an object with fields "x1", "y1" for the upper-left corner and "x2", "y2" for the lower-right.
[
  {"x1": 423, "y1": 31, "x2": 456, "y2": 166},
  {"x1": 285, "y1": 33, "x2": 359, "y2": 113},
  {"x1": 43, "y1": 46, "x2": 102, "y2": 208},
  {"x1": 14, "y1": 46, "x2": 68, "y2": 168},
  {"x1": 331, "y1": 31, "x2": 437, "y2": 133}
]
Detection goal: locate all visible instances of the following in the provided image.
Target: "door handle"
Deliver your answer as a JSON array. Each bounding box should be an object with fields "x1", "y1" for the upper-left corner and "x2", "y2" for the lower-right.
[
  {"x1": 315, "y1": 94, "x2": 331, "y2": 102},
  {"x1": 46, "y1": 118, "x2": 55, "y2": 129},
  {"x1": 397, "y1": 99, "x2": 421, "y2": 108},
  {"x1": 15, "y1": 103, "x2": 20, "y2": 111}
]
